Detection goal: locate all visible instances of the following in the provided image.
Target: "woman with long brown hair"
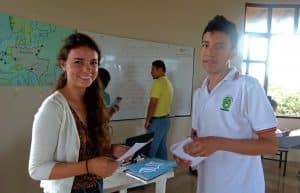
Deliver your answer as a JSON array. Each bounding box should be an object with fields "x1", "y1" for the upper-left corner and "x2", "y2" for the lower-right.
[{"x1": 29, "y1": 33, "x2": 127, "y2": 193}]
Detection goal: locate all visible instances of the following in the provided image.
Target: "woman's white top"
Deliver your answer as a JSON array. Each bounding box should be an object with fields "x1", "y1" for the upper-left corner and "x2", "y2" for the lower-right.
[{"x1": 29, "y1": 91, "x2": 80, "y2": 193}]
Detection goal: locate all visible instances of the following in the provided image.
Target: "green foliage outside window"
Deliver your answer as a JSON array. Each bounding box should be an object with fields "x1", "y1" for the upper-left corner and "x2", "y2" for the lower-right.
[{"x1": 269, "y1": 85, "x2": 300, "y2": 116}]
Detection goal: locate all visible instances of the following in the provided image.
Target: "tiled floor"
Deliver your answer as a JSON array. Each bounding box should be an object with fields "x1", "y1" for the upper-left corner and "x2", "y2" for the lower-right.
[
  {"x1": 263, "y1": 160, "x2": 300, "y2": 193},
  {"x1": 128, "y1": 160, "x2": 300, "y2": 193}
]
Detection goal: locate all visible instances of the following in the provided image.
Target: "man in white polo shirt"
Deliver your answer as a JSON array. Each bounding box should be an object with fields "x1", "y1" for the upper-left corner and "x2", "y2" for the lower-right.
[{"x1": 174, "y1": 15, "x2": 277, "y2": 193}]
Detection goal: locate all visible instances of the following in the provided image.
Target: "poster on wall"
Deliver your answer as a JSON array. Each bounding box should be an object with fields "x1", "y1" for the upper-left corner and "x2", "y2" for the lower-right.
[{"x1": 0, "y1": 12, "x2": 74, "y2": 86}]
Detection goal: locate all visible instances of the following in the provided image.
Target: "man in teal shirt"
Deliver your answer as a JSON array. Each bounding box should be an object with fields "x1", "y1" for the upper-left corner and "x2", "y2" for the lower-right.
[
  {"x1": 98, "y1": 67, "x2": 111, "y2": 105},
  {"x1": 98, "y1": 67, "x2": 119, "y2": 117}
]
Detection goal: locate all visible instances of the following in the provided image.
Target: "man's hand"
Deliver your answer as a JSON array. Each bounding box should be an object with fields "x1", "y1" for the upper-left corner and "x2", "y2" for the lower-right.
[
  {"x1": 173, "y1": 154, "x2": 191, "y2": 168},
  {"x1": 145, "y1": 97, "x2": 158, "y2": 129},
  {"x1": 144, "y1": 120, "x2": 150, "y2": 129},
  {"x1": 183, "y1": 136, "x2": 220, "y2": 157},
  {"x1": 109, "y1": 104, "x2": 120, "y2": 117}
]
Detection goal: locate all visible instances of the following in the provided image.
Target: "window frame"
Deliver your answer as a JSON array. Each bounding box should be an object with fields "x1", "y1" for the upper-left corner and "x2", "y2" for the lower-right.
[{"x1": 244, "y1": 3, "x2": 300, "y2": 118}]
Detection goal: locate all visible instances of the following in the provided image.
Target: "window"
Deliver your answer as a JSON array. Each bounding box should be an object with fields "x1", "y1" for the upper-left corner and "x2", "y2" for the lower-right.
[{"x1": 243, "y1": 3, "x2": 300, "y2": 117}]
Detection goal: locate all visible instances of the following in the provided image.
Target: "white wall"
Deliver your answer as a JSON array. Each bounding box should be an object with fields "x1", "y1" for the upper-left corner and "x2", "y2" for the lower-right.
[{"x1": 0, "y1": 0, "x2": 299, "y2": 192}]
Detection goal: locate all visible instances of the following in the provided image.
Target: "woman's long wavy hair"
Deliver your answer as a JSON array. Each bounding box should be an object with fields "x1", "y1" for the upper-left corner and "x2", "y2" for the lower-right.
[{"x1": 53, "y1": 33, "x2": 112, "y2": 155}]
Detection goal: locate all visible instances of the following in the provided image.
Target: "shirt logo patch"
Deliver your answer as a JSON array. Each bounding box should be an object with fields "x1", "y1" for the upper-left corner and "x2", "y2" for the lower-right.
[{"x1": 220, "y1": 96, "x2": 233, "y2": 111}]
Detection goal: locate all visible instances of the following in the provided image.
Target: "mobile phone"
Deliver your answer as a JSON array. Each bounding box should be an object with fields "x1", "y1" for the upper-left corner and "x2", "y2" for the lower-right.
[{"x1": 111, "y1": 97, "x2": 122, "y2": 107}]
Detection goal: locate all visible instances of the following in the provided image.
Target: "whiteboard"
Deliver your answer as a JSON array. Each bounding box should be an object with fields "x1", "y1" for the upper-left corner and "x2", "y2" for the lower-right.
[{"x1": 82, "y1": 31, "x2": 194, "y2": 120}]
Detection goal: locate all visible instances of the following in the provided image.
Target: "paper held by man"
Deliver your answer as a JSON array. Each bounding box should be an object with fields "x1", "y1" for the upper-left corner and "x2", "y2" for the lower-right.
[{"x1": 170, "y1": 137, "x2": 206, "y2": 168}]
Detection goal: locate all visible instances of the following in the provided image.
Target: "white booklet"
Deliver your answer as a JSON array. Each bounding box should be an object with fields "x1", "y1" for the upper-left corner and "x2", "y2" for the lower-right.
[
  {"x1": 170, "y1": 137, "x2": 206, "y2": 167},
  {"x1": 117, "y1": 138, "x2": 153, "y2": 164}
]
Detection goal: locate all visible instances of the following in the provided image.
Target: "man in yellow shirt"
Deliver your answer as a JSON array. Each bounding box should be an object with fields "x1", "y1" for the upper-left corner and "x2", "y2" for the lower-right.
[{"x1": 145, "y1": 60, "x2": 174, "y2": 160}]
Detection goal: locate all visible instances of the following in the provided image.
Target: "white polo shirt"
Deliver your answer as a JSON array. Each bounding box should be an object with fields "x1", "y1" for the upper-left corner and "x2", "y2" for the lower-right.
[{"x1": 192, "y1": 68, "x2": 277, "y2": 193}]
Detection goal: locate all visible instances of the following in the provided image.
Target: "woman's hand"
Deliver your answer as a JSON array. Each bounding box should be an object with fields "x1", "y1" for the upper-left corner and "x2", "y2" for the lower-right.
[
  {"x1": 112, "y1": 144, "x2": 130, "y2": 158},
  {"x1": 87, "y1": 156, "x2": 118, "y2": 177},
  {"x1": 111, "y1": 144, "x2": 132, "y2": 163}
]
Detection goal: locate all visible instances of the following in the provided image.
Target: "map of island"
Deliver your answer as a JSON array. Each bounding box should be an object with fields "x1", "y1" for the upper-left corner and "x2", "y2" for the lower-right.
[{"x1": 0, "y1": 13, "x2": 74, "y2": 86}]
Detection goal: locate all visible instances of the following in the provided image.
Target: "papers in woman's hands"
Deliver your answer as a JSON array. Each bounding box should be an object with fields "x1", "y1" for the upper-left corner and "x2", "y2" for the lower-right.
[
  {"x1": 116, "y1": 138, "x2": 153, "y2": 164},
  {"x1": 170, "y1": 137, "x2": 206, "y2": 167}
]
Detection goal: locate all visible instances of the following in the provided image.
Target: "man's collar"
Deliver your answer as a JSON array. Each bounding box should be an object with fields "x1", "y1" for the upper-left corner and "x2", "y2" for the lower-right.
[{"x1": 201, "y1": 68, "x2": 239, "y2": 88}]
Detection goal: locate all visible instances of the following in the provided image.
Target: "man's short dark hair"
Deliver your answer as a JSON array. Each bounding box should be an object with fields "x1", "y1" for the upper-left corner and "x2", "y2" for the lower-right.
[
  {"x1": 98, "y1": 67, "x2": 111, "y2": 88},
  {"x1": 202, "y1": 15, "x2": 238, "y2": 49},
  {"x1": 152, "y1": 60, "x2": 166, "y2": 72}
]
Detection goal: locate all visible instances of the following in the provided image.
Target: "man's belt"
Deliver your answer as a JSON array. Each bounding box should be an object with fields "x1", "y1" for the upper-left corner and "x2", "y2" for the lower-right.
[{"x1": 151, "y1": 114, "x2": 169, "y2": 119}]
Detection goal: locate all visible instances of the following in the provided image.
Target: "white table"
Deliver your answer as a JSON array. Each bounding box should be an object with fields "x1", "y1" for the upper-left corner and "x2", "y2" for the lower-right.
[
  {"x1": 278, "y1": 129, "x2": 300, "y2": 149},
  {"x1": 264, "y1": 129, "x2": 300, "y2": 176},
  {"x1": 103, "y1": 166, "x2": 174, "y2": 193}
]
